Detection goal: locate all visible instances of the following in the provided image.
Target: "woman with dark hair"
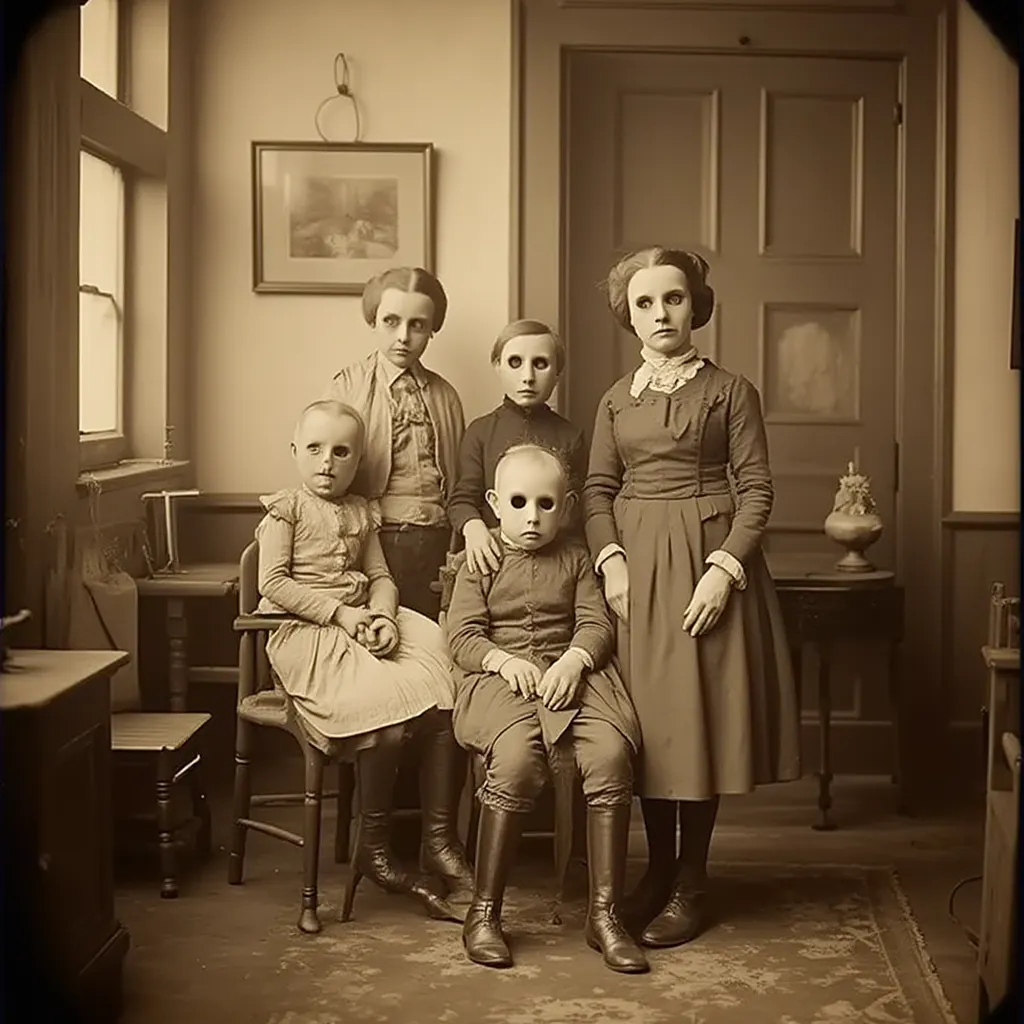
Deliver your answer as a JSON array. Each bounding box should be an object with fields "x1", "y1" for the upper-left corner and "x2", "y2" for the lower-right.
[
  {"x1": 323, "y1": 266, "x2": 473, "y2": 900},
  {"x1": 583, "y1": 246, "x2": 800, "y2": 949}
]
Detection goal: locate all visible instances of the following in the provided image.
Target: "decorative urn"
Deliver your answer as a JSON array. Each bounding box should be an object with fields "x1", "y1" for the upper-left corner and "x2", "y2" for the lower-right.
[{"x1": 823, "y1": 461, "x2": 884, "y2": 573}]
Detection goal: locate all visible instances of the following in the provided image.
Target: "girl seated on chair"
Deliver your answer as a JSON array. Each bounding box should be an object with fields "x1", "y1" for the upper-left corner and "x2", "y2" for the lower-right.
[{"x1": 256, "y1": 398, "x2": 471, "y2": 920}]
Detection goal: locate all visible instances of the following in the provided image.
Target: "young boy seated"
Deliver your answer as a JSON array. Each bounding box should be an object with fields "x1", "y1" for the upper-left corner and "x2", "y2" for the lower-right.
[
  {"x1": 447, "y1": 319, "x2": 587, "y2": 577},
  {"x1": 446, "y1": 443, "x2": 648, "y2": 974}
]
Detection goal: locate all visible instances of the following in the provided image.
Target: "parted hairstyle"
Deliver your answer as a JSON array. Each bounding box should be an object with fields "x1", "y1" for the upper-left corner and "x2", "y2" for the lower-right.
[
  {"x1": 605, "y1": 247, "x2": 715, "y2": 334},
  {"x1": 490, "y1": 318, "x2": 567, "y2": 374},
  {"x1": 361, "y1": 267, "x2": 448, "y2": 332}
]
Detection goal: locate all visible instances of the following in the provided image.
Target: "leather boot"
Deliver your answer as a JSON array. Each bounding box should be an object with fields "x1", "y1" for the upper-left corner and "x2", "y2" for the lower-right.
[
  {"x1": 640, "y1": 797, "x2": 718, "y2": 948},
  {"x1": 354, "y1": 737, "x2": 461, "y2": 923},
  {"x1": 418, "y1": 713, "x2": 474, "y2": 895},
  {"x1": 583, "y1": 805, "x2": 650, "y2": 974},
  {"x1": 621, "y1": 798, "x2": 678, "y2": 932},
  {"x1": 463, "y1": 805, "x2": 523, "y2": 968}
]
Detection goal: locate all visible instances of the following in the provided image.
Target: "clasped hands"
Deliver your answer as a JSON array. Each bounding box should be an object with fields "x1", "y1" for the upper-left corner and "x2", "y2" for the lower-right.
[
  {"x1": 336, "y1": 604, "x2": 399, "y2": 657},
  {"x1": 601, "y1": 553, "x2": 733, "y2": 637},
  {"x1": 498, "y1": 650, "x2": 587, "y2": 711}
]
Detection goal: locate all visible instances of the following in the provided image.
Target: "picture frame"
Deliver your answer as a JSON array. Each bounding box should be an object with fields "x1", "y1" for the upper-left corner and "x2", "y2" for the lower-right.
[{"x1": 251, "y1": 141, "x2": 434, "y2": 295}]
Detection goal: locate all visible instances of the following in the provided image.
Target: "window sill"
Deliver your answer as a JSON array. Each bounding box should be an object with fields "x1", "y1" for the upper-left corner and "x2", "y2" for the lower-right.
[{"x1": 76, "y1": 459, "x2": 190, "y2": 495}]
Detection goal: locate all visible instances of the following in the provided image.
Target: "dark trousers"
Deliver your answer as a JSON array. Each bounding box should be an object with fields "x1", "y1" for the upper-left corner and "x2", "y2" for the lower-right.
[
  {"x1": 480, "y1": 713, "x2": 634, "y2": 813},
  {"x1": 378, "y1": 524, "x2": 451, "y2": 621}
]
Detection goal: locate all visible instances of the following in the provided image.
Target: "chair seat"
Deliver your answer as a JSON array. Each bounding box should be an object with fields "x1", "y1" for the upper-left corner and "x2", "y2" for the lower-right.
[
  {"x1": 111, "y1": 712, "x2": 211, "y2": 752},
  {"x1": 238, "y1": 689, "x2": 292, "y2": 730}
]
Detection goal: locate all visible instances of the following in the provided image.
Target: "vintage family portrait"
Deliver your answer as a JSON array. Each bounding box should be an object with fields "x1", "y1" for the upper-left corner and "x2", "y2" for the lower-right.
[{"x1": 1, "y1": 1, "x2": 1019, "y2": 1024}]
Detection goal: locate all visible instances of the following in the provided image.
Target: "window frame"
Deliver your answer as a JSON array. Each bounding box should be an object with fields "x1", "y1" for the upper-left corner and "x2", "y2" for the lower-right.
[{"x1": 78, "y1": 0, "x2": 168, "y2": 472}]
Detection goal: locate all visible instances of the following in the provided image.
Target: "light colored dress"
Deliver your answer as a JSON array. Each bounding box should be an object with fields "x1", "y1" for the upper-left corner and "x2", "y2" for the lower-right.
[{"x1": 256, "y1": 487, "x2": 456, "y2": 755}]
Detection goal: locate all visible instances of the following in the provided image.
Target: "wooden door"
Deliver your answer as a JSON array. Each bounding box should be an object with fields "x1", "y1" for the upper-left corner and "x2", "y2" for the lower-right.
[{"x1": 566, "y1": 50, "x2": 901, "y2": 567}]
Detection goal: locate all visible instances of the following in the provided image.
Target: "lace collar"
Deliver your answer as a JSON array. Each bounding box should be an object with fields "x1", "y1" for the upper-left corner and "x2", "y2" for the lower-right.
[{"x1": 629, "y1": 345, "x2": 705, "y2": 397}]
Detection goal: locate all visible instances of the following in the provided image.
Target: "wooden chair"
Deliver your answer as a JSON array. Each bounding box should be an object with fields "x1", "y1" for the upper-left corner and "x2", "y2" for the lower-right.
[
  {"x1": 227, "y1": 539, "x2": 357, "y2": 934},
  {"x1": 59, "y1": 515, "x2": 214, "y2": 900},
  {"x1": 436, "y1": 551, "x2": 587, "y2": 922}
]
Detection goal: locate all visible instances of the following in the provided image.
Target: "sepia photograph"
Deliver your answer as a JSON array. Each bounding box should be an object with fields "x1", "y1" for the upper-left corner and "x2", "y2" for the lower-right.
[{"x1": 1, "y1": 1, "x2": 1019, "y2": 1023}]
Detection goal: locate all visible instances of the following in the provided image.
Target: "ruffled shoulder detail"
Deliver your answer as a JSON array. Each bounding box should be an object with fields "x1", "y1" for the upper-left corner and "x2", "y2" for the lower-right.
[{"x1": 258, "y1": 489, "x2": 300, "y2": 524}]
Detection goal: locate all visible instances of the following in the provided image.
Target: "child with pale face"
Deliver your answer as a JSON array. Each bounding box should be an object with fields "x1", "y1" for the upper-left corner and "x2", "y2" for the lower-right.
[
  {"x1": 320, "y1": 268, "x2": 474, "y2": 900},
  {"x1": 448, "y1": 319, "x2": 589, "y2": 577},
  {"x1": 255, "y1": 399, "x2": 471, "y2": 925},
  {"x1": 446, "y1": 443, "x2": 646, "y2": 975}
]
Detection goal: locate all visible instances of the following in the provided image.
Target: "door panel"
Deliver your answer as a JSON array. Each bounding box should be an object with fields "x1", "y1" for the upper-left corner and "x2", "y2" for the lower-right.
[{"x1": 565, "y1": 50, "x2": 900, "y2": 568}]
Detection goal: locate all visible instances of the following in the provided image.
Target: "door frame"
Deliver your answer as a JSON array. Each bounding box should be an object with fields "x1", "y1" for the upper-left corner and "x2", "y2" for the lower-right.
[{"x1": 510, "y1": 0, "x2": 957, "y2": 802}]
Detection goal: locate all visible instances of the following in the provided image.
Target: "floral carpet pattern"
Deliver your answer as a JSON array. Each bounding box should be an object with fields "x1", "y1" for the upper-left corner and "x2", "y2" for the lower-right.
[{"x1": 118, "y1": 861, "x2": 959, "y2": 1024}]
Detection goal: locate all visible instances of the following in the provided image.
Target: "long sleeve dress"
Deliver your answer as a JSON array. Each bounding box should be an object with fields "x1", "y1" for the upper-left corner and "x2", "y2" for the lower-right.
[
  {"x1": 583, "y1": 360, "x2": 801, "y2": 800},
  {"x1": 256, "y1": 488, "x2": 456, "y2": 757}
]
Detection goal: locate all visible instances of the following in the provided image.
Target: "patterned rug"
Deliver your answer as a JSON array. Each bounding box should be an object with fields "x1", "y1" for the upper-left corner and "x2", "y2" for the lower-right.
[{"x1": 118, "y1": 861, "x2": 960, "y2": 1024}]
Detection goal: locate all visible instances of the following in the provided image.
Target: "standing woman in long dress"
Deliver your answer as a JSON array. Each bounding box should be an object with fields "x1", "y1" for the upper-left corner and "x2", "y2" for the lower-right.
[{"x1": 583, "y1": 246, "x2": 801, "y2": 949}]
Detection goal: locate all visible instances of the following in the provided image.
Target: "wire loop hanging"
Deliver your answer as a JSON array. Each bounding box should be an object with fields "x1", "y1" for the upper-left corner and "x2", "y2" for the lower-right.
[{"x1": 314, "y1": 52, "x2": 362, "y2": 143}]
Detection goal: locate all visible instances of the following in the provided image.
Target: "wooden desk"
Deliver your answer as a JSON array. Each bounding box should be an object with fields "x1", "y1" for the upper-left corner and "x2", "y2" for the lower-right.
[
  {"x1": 977, "y1": 644, "x2": 1020, "y2": 1019},
  {"x1": 137, "y1": 563, "x2": 239, "y2": 712},
  {"x1": 769, "y1": 556, "x2": 906, "y2": 830},
  {"x1": 1, "y1": 649, "x2": 131, "y2": 1021}
]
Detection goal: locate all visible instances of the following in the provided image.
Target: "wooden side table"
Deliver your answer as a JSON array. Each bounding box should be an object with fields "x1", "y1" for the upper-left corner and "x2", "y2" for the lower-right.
[
  {"x1": 1, "y1": 649, "x2": 131, "y2": 1021},
  {"x1": 137, "y1": 563, "x2": 239, "y2": 712},
  {"x1": 769, "y1": 556, "x2": 906, "y2": 830}
]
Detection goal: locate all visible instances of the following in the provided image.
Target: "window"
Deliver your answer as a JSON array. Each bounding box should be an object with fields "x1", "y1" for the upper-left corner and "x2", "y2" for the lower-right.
[
  {"x1": 79, "y1": 150, "x2": 125, "y2": 438},
  {"x1": 80, "y1": 0, "x2": 120, "y2": 100},
  {"x1": 78, "y1": 0, "x2": 170, "y2": 472}
]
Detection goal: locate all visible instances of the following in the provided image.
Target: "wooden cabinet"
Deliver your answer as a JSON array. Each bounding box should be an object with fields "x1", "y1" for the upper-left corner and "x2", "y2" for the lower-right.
[{"x1": 1, "y1": 650, "x2": 131, "y2": 1022}]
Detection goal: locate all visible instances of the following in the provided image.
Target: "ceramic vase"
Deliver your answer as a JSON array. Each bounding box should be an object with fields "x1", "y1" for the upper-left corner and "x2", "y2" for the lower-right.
[{"x1": 823, "y1": 510, "x2": 883, "y2": 573}]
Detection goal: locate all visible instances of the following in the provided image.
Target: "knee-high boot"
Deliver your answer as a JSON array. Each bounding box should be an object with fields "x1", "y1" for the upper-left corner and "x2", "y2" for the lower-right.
[
  {"x1": 640, "y1": 796, "x2": 719, "y2": 948},
  {"x1": 621, "y1": 797, "x2": 678, "y2": 930},
  {"x1": 462, "y1": 805, "x2": 523, "y2": 968},
  {"x1": 418, "y1": 712, "x2": 474, "y2": 894},
  {"x1": 583, "y1": 805, "x2": 650, "y2": 974},
  {"x1": 354, "y1": 737, "x2": 462, "y2": 922}
]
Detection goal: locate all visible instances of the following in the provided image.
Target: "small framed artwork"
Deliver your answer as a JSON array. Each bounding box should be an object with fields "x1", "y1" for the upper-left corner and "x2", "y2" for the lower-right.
[{"x1": 251, "y1": 141, "x2": 434, "y2": 295}]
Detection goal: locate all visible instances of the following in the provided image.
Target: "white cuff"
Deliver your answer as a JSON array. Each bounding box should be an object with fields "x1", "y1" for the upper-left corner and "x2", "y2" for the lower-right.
[
  {"x1": 706, "y1": 549, "x2": 747, "y2": 590},
  {"x1": 564, "y1": 646, "x2": 594, "y2": 671},
  {"x1": 595, "y1": 543, "x2": 626, "y2": 576},
  {"x1": 482, "y1": 648, "x2": 515, "y2": 674}
]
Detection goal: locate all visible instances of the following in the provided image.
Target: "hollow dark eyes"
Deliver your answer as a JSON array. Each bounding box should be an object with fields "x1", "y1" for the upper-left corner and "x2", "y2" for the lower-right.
[
  {"x1": 507, "y1": 355, "x2": 522, "y2": 369},
  {"x1": 539, "y1": 497, "x2": 555, "y2": 511},
  {"x1": 510, "y1": 495, "x2": 526, "y2": 509},
  {"x1": 533, "y1": 358, "x2": 550, "y2": 370},
  {"x1": 333, "y1": 446, "x2": 350, "y2": 458}
]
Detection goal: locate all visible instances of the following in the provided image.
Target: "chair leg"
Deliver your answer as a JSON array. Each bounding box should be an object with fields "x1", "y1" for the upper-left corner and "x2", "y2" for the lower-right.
[
  {"x1": 334, "y1": 761, "x2": 356, "y2": 864},
  {"x1": 339, "y1": 812, "x2": 364, "y2": 923},
  {"x1": 156, "y1": 754, "x2": 178, "y2": 899},
  {"x1": 228, "y1": 715, "x2": 253, "y2": 885},
  {"x1": 189, "y1": 755, "x2": 213, "y2": 860},
  {"x1": 298, "y1": 746, "x2": 326, "y2": 935}
]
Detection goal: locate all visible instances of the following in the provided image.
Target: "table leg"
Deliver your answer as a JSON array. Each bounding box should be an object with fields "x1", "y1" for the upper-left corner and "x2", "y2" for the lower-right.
[
  {"x1": 167, "y1": 597, "x2": 188, "y2": 713},
  {"x1": 813, "y1": 644, "x2": 836, "y2": 831},
  {"x1": 888, "y1": 641, "x2": 910, "y2": 814}
]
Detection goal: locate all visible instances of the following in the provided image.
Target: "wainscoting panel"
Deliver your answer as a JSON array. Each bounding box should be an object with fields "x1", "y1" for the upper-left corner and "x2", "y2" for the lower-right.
[{"x1": 941, "y1": 512, "x2": 1020, "y2": 794}]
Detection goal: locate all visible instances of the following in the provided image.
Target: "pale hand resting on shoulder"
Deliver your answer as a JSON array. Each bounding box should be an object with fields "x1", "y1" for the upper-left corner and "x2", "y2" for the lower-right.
[{"x1": 463, "y1": 518, "x2": 503, "y2": 576}]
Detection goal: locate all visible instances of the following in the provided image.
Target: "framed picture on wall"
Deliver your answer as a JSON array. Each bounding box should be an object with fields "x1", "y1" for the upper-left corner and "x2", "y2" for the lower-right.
[{"x1": 251, "y1": 141, "x2": 434, "y2": 295}]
